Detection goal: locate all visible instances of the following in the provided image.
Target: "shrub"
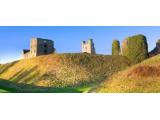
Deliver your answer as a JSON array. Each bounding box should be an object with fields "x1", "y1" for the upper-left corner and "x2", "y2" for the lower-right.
[
  {"x1": 122, "y1": 34, "x2": 148, "y2": 64},
  {"x1": 112, "y1": 40, "x2": 120, "y2": 55}
]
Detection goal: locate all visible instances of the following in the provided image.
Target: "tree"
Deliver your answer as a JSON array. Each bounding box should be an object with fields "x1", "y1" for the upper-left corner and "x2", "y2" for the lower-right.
[
  {"x1": 112, "y1": 40, "x2": 120, "y2": 55},
  {"x1": 122, "y1": 34, "x2": 148, "y2": 64}
]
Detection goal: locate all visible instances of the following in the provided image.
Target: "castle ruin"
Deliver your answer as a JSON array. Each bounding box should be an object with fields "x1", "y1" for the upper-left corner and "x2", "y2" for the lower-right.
[
  {"x1": 23, "y1": 38, "x2": 55, "y2": 59},
  {"x1": 121, "y1": 39, "x2": 128, "y2": 55},
  {"x1": 82, "y1": 39, "x2": 96, "y2": 54},
  {"x1": 149, "y1": 39, "x2": 160, "y2": 57}
]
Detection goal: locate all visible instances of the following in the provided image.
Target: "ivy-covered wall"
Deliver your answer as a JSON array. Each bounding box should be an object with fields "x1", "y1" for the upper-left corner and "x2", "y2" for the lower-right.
[
  {"x1": 122, "y1": 34, "x2": 149, "y2": 64},
  {"x1": 112, "y1": 40, "x2": 120, "y2": 55}
]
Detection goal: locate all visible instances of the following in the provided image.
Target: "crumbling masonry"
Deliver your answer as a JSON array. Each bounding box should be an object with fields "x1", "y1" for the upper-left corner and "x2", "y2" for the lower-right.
[
  {"x1": 23, "y1": 38, "x2": 55, "y2": 59},
  {"x1": 82, "y1": 39, "x2": 96, "y2": 54}
]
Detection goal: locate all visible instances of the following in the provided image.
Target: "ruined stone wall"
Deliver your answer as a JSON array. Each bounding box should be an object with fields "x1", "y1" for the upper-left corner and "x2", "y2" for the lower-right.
[
  {"x1": 30, "y1": 38, "x2": 38, "y2": 57},
  {"x1": 121, "y1": 39, "x2": 128, "y2": 55},
  {"x1": 23, "y1": 38, "x2": 55, "y2": 59},
  {"x1": 82, "y1": 39, "x2": 96, "y2": 54},
  {"x1": 36, "y1": 39, "x2": 54, "y2": 56},
  {"x1": 23, "y1": 51, "x2": 30, "y2": 59},
  {"x1": 149, "y1": 39, "x2": 160, "y2": 57}
]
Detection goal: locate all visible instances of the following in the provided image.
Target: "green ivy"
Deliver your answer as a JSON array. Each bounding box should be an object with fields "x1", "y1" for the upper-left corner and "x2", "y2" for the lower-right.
[
  {"x1": 112, "y1": 40, "x2": 120, "y2": 55},
  {"x1": 122, "y1": 34, "x2": 148, "y2": 64}
]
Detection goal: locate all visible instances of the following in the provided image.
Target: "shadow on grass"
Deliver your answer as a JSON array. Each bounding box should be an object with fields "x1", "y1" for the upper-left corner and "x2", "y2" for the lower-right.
[
  {"x1": 0, "y1": 79, "x2": 83, "y2": 93},
  {"x1": 0, "y1": 61, "x2": 18, "y2": 74},
  {"x1": 9, "y1": 66, "x2": 38, "y2": 83}
]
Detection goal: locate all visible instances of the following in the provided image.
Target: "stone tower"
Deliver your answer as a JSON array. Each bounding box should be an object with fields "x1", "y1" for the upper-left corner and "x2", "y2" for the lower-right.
[
  {"x1": 149, "y1": 39, "x2": 160, "y2": 57},
  {"x1": 121, "y1": 39, "x2": 128, "y2": 55},
  {"x1": 82, "y1": 39, "x2": 96, "y2": 54},
  {"x1": 23, "y1": 38, "x2": 55, "y2": 59}
]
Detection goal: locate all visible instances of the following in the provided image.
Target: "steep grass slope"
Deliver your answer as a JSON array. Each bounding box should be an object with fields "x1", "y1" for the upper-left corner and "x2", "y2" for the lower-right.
[
  {"x1": 95, "y1": 55, "x2": 160, "y2": 93},
  {"x1": 0, "y1": 53, "x2": 130, "y2": 92}
]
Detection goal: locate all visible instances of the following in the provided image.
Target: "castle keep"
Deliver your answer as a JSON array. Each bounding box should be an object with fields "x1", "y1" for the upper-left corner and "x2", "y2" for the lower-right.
[
  {"x1": 82, "y1": 39, "x2": 96, "y2": 54},
  {"x1": 23, "y1": 38, "x2": 55, "y2": 59}
]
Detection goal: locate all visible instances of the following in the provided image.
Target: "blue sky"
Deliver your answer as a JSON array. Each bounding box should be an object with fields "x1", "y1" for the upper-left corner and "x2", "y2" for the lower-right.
[{"x1": 0, "y1": 26, "x2": 159, "y2": 63}]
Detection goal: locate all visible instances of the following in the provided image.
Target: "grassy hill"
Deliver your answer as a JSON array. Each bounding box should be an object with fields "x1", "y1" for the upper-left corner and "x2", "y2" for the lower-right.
[
  {"x1": 95, "y1": 55, "x2": 160, "y2": 93},
  {"x1": 0, "y1": 79, "x2": 91, "y2": 93},
  {"x1": 0, "y1": 53, "x2": 130, "y2": 93}
]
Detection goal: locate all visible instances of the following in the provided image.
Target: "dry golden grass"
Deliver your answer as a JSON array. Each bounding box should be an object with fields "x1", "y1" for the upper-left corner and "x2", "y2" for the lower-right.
[
  {"x1": 127, "y1": 65, "x2": 160, "y2": 77},
  {"x1": 0, "y1": 53, "x2": 130, "y2": 88},
  {"x1": 95, "y1": 55, "x2": 160, "y2": 93}
]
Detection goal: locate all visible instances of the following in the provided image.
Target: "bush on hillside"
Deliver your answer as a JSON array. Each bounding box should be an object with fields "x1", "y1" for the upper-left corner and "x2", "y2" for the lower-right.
[
  {"x1": 112, "y1": 40, "x2": 120, "y2": 55},
  {"x1": 122, "y1": 34, "x2": 149, "y2": 64}
]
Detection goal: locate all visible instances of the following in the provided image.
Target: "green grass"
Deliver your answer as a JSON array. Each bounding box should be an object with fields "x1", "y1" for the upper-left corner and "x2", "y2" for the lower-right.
[
  {"x1": 0, "y1": 53, "x2": 131, "y2": 93},
  {"x1": 0, "y1": 79, "x2": 95, "y2": 93},
  {"x1": 0, "y1": 89, "x2": 9, "y2": 93}
]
